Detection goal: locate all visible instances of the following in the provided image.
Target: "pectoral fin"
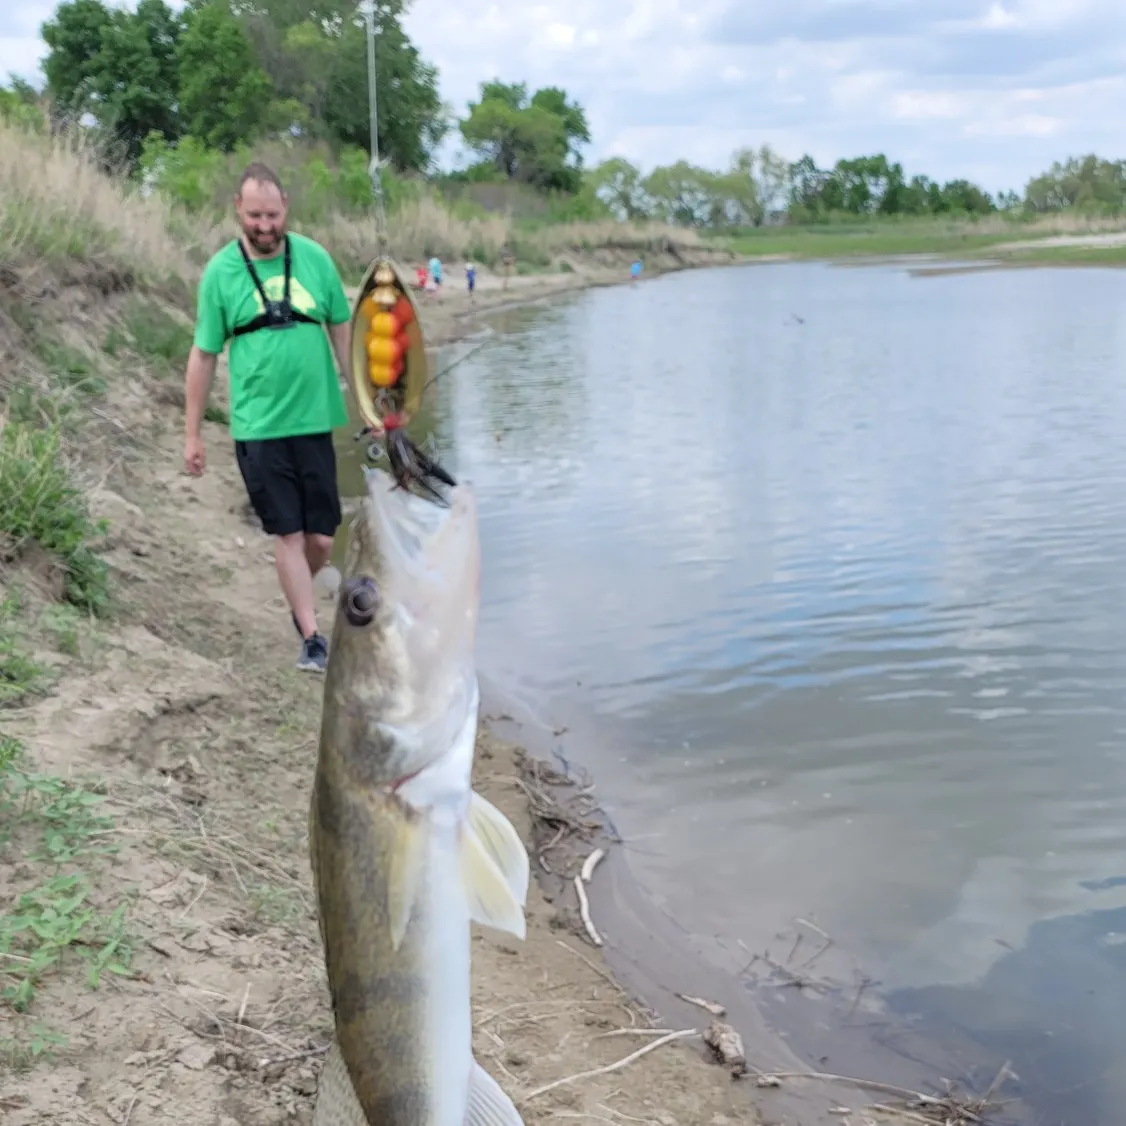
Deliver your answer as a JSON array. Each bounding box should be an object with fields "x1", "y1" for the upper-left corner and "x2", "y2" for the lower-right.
[
  {"x1": 466, "y1": 1057, "x2": 525, "y2": 1126},
  {"x1": 461, "y1": 795, "x2": 528, "y2": 939},
  {"x1": 387, "y1": 809, "x2": 429, "y2": 950},
  {"x1": 468, "y1": 791, "x2": 530, "y2": 908}
]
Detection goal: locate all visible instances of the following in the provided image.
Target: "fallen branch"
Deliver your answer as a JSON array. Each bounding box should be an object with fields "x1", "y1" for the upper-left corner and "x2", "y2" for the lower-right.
[
  {"x1": 257, "y1": 1044, "x2": 331, "y2": 1068},
  {"x1": 522, "y1": 1029, "x2": 698, "y2": 1101},
  {"x1": 574, "y1": 875, "x2": 603, "y2": 947},
  {"x1": 675, "y1": 993, "x2": 726, "y2": 1017},
  {"x1": 581, "y1": 848, "x2": 606, "y2": 883}
]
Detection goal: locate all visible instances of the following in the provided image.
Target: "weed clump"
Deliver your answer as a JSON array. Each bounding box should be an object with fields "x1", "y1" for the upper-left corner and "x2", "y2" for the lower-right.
[
  {"x1": 0, "y1": 735, "x2": 134, "y2": 1036},
  {"x1": 0, "y1": 420, "x2": 109, "y2": 614}
]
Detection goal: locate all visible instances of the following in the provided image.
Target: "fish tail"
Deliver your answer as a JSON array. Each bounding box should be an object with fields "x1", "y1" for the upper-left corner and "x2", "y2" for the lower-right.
[{"x1": 311, "y1": 1040, "x2": 524, "y2": 1126}]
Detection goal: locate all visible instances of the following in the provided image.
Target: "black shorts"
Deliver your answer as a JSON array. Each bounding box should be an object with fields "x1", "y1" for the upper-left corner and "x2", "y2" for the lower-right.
[{"x1": 234, "y1": 432, "x2": 342, "y2": 538}]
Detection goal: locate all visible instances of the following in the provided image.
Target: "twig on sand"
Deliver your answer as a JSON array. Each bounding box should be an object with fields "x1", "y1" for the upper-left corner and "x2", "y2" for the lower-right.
[
  {"x1": 675, "y1": 994, "x2": 726, "y2": 1017},
  {"x1": 554, "y1": 940, "x2": 631, "y2": 1001},
  {"x1": 752, "y1": 1062, "x2": 1014, "y2": 1125},
  {"x1": 581, "y1": 848, "x2": 606, "y2": 883},
  {"x1": 522, "y1": 1029, "x2": 698, "y2": 1102},
  {"x1": 574, "y1": 876, "x2": 603, "y2": 947},
  {"x1": 257, "y1": 1044, "x2": 331, "y2": 1068}
]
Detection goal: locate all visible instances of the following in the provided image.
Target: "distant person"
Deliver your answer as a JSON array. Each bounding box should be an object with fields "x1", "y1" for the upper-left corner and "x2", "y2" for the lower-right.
[
  {"x1": 630, "y1": 258, "x2": 643, "y2": 282},
  {"x1": 429, "y1": 255, "x2": 443, "y2": 288},
  {"x1": 416, "y1": 263, "x2": 428, "y2": 290},
  {"x1": 466, "y1": 261, "x2": 476, "y2": 297},
  {"x1": 181, "y1": 160, "x2": 352, "y2": 674}
]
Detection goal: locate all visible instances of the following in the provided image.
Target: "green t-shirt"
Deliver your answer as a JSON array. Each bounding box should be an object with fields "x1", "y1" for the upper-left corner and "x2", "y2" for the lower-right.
[{"x1": 193, "y1": 232, "x2": 351, "y2": 442}]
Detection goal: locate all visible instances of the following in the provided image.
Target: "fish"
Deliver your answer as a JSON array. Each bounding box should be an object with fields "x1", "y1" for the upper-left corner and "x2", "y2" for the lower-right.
[{"x1": 308, "y1": 462, "x2": 530, "y2": 1126}]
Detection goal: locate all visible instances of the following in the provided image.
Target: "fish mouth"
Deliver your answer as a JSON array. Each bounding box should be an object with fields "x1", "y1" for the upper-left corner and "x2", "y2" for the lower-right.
[{"x1": 340, "y1": 466, "x2": 480, "y2": 753}]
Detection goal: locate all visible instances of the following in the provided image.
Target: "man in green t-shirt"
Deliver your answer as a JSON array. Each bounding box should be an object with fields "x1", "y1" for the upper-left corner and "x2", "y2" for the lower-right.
[{"x1": 182, "y1": 161, "x2": 352, "y2": 673}]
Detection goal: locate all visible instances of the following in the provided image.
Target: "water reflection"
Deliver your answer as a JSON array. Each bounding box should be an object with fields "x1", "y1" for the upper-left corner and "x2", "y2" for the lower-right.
[{"x1": 334, "y1": 261, "x2": 1126, "y2": 1121}]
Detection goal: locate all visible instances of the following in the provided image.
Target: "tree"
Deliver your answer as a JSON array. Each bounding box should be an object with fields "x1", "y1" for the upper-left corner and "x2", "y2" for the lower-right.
[
  {"x1": 41, "y1": 0, "x2": 183, "y2": 164},
  {"x1": 236, "y1": 0, "x2": 448, "y2": 172},
  {"x1": 588, "y1": 157, "x2": 648, "y2": 220},
  {"x1": 177, "y1": 1, "x2": 273, "y2": 151},
  {"x1": 459, "y1": 80, "x2": 590, "y2": 193},
  {"x1": 0, "y1": 79, "x2": 46, "y2": 131}
]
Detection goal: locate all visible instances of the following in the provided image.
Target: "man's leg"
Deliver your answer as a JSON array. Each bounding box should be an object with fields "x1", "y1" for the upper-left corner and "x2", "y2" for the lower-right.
[
  {"x1": 304, "y1": 533, "x2": 334, "y2": 578},
  {"x1": 235, "y1": 438, "x2": 327, "y2": 672},
  {"x1": 291, "y1": 432, "x2": 343, "y2": 663},
  {"x1": 276, "y1": 533, "x2": 319, "y2": 640}
]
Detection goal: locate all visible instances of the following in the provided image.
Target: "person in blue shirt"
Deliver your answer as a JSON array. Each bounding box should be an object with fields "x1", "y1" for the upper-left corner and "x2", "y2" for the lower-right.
[
  {"x1": 630, "y1": 258, "x2": 642, "y2": 282},
  {"x1": 428, "y1": 255, "x2": 443, "y2": 288},
  {"x1": 466, "y1": 261, "x2": 476, "y2": 298}
]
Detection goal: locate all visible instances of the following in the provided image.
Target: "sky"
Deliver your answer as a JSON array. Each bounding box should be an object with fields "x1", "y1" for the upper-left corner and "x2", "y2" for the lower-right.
[{"x1": 3, "y1": 0, "x2": 1126, "y2": 195}]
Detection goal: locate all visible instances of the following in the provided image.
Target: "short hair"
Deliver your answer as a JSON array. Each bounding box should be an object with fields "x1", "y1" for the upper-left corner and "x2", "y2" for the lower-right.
[{"x1": 237, "y1": 161, "x2": 285, "y2": 198}]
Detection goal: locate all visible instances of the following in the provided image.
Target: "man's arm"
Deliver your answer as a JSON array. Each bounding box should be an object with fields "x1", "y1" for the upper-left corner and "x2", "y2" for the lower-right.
[
  {"x1": 184, "y1": 345, "x2": 219, "y2": 439},
  {"x1": 327, "y1": 319, "x2": 352, "y2": 382}
]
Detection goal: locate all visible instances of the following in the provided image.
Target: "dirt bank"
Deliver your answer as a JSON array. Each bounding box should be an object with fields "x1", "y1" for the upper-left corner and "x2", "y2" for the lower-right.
[
  {"x1": 0, "y1": 258, "x2": 757, "y2": 1126},
  {"x1": 366, "y1": 244, "x2": 742, "y2": 346}
]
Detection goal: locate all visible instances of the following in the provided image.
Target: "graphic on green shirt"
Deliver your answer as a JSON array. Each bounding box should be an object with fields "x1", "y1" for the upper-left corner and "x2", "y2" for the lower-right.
[{"x1": 193, "y1": 232, "x2": 352, "y2": 442}]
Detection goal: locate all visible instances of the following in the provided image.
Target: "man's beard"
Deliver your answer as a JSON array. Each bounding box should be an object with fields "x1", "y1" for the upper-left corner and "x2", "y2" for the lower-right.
[{"x1": 243, "y1": 225, "x2": 284, "y2": 254}]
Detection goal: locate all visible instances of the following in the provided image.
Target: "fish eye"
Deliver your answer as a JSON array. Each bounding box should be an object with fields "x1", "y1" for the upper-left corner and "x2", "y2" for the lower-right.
[{"x1": 341, "y1": 576, "x2": 380, "y2": 627}]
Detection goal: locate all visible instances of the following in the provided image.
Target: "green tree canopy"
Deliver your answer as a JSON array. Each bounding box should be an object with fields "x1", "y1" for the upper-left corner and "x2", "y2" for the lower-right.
[
  {"x1": 177, "y1": 1, "x2": 273, "y2": 152},
  {"x1": 459, "y1": 80, "x2": 590, "y2": 192},
  {"x1": 42, "y1": 0, "x2": 182, "y2": 164},
  {"x1": 236, "y1": 0, "x2": 448, "y2": 171}
]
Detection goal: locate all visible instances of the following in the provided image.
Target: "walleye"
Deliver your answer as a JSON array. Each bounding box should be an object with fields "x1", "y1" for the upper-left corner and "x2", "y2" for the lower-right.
[{"x1": 309, "y1": 464, "x2": 529, "y2": 1126}]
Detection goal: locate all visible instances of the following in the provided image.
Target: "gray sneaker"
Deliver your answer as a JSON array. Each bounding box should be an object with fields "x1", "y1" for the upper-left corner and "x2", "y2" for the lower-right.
[{"x1": 297, "y1": 632, "x2": 329, "y2": 673}]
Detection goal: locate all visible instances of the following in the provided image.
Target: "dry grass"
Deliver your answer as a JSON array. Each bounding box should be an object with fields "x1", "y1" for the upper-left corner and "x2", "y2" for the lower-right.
[
  {"x1": 0, "y1": 121, "x2": 218, "y2": 288},
  {"x1": 0, "y1": 121, "x2": 707, "y2": 288}
]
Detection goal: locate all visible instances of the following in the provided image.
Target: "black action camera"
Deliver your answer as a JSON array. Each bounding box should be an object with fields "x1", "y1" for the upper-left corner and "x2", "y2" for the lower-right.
[{"x1": 264, "y1": 300, "x2": 297, "y2": 329}]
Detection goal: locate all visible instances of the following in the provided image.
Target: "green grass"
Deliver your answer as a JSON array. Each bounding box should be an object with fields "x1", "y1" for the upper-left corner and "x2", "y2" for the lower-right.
[
  {"x1": 0, "y1": 593, "x2": 50, "y2": 708},
  {"x1": 0, "y1": 735, "x2": 135, "y2": 1023},
  {"x1": 989, "y1": 242, "x2": 1126, "y2": 267},
  {"x1": 120, "y1": 296, "x2": 194, "y2": 376},
  {"x1": 714, "y1": 216, "x2": 1118, "y2": 261},
  {"x1": 0, "y1": 421, "x2": 110, "y2": 614},
  {"x1": 36, "y1": 341, "x2": 105, "y2": 399}
]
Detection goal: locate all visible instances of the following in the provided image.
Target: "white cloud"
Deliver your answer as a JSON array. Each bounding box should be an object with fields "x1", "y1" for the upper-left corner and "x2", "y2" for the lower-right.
[{"x1": 5, "y1": 0, "x2": 1126, "y2": 191}]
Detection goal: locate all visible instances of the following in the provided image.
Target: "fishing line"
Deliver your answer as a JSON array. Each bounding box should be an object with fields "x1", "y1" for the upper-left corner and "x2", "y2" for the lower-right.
[{"x1": 364, "y1": 0, "x2": 388, "y2": 254}]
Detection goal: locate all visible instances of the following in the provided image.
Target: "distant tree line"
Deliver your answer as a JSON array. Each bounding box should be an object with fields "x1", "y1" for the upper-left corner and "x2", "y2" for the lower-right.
[{"x1": 1, "y1": 0, "x2": 1125, "y2": 229}]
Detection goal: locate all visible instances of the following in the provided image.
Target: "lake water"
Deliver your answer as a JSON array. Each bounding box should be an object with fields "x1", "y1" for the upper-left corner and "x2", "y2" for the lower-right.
[{"x1": 336, "y1": 260, "x2": 1126, "y2": 1124}]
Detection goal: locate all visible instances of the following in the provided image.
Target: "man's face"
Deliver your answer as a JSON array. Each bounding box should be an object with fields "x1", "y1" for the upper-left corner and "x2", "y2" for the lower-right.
[{"x1": 235, "y1": 179, "x2": 287, "y2": 256}]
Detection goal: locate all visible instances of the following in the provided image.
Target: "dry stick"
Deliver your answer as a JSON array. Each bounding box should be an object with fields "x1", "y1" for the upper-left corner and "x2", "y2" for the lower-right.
[
  {"x1": 522, "y1": 1029, "x2": 699, "y2": 1101},
  {"x1": 758, "y1": 1070, "x2": 954, "y2": 1104},
  {"x1": 554, "y1": 940, "x2": 632, "y2": 1000},
  {"x1": 574, "y1": 875, "x2": 603, "y2": 946},
  {"x1": 258, "y1": 1044, "x2": 331, "y2": 1068},
  {"x1": 866, "y1": 1105, "x2": 935, "y2": 1126},
  {"x1": 581, "y1": 847, "x2": 606, "y2": 883}
]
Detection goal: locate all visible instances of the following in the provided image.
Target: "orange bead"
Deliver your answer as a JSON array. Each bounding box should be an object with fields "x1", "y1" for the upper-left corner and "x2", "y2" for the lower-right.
[
  {"x1": 370, "y1": 311, "x2": 399, "y2": 338},
  {"x1": 369, "y1": 360, "x2": 398, "y2": 388},
  {"x1": 367, "y1": 335, "x2": 403, "y2": 364}
]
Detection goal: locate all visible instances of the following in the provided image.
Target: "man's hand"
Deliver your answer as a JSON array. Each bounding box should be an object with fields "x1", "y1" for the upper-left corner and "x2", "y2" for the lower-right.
[{"x1": 184, "y1": 434, "x2": 206, "y2": 477}]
